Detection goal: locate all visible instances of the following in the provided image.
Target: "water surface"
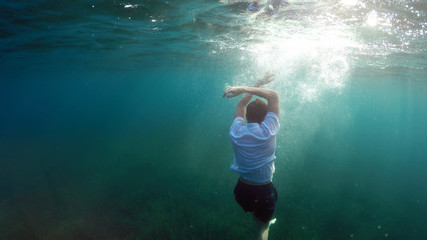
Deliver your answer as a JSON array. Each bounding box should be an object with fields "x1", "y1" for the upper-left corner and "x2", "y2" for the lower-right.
[{"x1": 1, "y1": 0, "x2": 426, "y2": 239}]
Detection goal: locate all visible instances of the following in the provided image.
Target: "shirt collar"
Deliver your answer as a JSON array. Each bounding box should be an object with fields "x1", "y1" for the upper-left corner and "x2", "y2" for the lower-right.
[{"x1": 247, "y1": 123, "x2": 260, "y2": 128}]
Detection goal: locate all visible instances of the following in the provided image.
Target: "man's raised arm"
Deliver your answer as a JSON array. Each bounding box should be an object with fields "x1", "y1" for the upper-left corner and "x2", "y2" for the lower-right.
[
  {"x1": 230, "y1": 73, "x2": 275, "y2": 119},
  {"x1": 223, "y1": 85, "x2": 279, "y2": 116}
]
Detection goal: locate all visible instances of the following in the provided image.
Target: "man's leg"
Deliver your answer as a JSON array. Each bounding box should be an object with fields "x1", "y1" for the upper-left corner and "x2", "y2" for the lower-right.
[
  {"x1": 258, "y1": 220, "x2": 270, "y2": 240},
  {"x1": 256, "y1": 218, "x2": 276, "y2": 240},
  {"x1": 253, "y1": 183, "x2": 278, "y2": 240}
]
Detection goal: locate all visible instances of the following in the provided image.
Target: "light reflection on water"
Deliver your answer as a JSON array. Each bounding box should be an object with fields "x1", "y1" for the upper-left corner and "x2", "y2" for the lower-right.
[{"x1": 214, "y1": 0, "x2": 425, "y2": 102}]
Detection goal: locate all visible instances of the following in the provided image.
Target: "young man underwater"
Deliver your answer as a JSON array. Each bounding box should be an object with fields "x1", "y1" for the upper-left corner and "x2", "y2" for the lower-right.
[{"x1": 223, "y1": 73, "x2": 280, "y2": 240}]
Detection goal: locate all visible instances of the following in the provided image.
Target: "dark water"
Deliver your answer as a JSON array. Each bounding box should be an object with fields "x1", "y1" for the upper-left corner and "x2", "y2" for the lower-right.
[{"x1": 1, "y1": 0, "x2": 427, "y2": 239}]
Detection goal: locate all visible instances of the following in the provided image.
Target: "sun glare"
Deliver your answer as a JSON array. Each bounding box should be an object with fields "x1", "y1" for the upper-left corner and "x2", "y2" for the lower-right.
[
  {"x1": 367, "y1": 11, "x2": 378, "y2": 26},
  {"x1": 243, "y1": 26, "x2": 354, "y2": 102},
  {"x1": 341, "y1": 0, "x2": 358, "y2": 6}
]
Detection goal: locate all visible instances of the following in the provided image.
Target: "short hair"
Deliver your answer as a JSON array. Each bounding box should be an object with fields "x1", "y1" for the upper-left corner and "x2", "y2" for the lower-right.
[{"x1": 246, "y1": 99, "x2": 268, "y2": 124}]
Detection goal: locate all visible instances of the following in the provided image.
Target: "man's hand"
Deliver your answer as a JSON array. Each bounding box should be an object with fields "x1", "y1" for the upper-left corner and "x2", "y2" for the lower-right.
[
  {"x1": 223, "y1": 73, "x2": 274, "y2": 98},
  {"x1": 223, "y1": 86, "x2": 245, "y2": 98},
  {"x1": 255, "y1": 73, "x2": 274, "y2": 87}
]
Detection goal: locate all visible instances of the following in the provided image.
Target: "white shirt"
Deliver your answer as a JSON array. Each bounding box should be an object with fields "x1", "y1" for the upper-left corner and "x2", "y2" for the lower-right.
[{"x1": 229, "y1": 112, "x2": 280, "y2": 183}]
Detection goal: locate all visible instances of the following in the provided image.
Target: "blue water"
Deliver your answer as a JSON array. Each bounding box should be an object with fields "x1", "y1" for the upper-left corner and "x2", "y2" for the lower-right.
[{"x1": 1, "y1": 0, "x2": 426, "y2": 239}]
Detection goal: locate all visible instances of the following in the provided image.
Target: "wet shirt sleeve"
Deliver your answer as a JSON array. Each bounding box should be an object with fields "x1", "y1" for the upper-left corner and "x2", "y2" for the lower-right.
[
  {"x1": 229, "y1": 116, "x2": 244, "y2": 138},
  {"x1": 261, "y1": 112, "x2": 280, "y2": 136}
]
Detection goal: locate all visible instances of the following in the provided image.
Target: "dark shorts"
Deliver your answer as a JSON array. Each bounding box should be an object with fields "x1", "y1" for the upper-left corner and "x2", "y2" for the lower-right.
[{"x1": 233, "y1": 178, "x2": 278, "y2": 224}]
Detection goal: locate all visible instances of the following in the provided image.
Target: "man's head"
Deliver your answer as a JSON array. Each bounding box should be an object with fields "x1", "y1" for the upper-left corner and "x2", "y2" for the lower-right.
[{"x1": 246, "y1": 99, "x2": 268, "y2": 124}]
